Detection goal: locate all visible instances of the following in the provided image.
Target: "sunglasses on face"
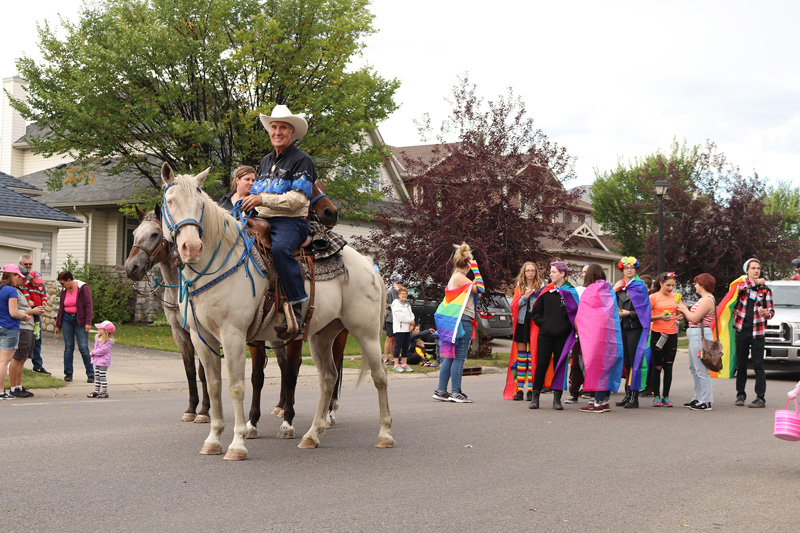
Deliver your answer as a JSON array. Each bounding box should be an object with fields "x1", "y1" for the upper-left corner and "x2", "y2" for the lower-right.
[{"x1": 22, "y1": 263, "x2": 32, "y2": 267}]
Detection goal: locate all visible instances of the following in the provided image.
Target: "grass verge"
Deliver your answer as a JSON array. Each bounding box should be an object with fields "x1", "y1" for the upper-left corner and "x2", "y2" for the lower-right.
[{"x1": 5, "y1": 368, "x2": 65, "y2": 390}]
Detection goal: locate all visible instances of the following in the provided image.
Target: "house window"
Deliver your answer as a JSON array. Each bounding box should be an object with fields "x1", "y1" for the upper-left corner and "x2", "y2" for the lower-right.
[{"x1": 123, "y1": 217, "x2": 138, "y2": 260}]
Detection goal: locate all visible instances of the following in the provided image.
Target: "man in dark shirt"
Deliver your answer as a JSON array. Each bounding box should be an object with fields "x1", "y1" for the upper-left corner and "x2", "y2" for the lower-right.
[{"x1": 241, "y1": 105, "x2": 316, "y2": 336}]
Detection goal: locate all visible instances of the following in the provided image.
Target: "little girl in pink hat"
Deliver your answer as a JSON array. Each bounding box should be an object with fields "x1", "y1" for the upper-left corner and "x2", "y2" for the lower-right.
[{"x1": 88, "y1": 320, "x2": 115, "y2": 398}]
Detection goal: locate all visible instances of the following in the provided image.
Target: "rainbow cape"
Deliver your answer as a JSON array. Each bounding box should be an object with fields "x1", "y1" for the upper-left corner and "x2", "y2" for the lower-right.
[
  {"x1": 576, "y1": 280, "x2": 624, "y2": 393},
  {"x1": 712, "y1": 275, "x2": 746, "y2": 379},
  {"x1": 529, "y1": 282, "x2": 580, "y2": 391},
  {"x1": 503, "y1": 284, "x2": 542, "y2": 399},
  {"x1": 434, "y1": 283, "x2": 474, "y2": 359},
  {"x1": 620, "y1": 276, "x2": 651, "y2": 390}
]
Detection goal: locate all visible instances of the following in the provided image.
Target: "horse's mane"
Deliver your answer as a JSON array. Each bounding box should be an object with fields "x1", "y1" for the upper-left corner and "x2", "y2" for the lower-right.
[{"x1": 172, "y1": 175, "x2": 240, "y2": 252}]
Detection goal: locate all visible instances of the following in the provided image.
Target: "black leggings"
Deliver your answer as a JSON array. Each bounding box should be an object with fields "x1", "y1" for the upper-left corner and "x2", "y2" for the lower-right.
[
  {"x1": 393, "y1": 332, "x2": 410, "y2": 360},
  {"x1": 533, "y1": 335, "x2": 568, "y2": 391},
  {"x1": 650, "y1": 331, "x2": 678, "y2": 397}
]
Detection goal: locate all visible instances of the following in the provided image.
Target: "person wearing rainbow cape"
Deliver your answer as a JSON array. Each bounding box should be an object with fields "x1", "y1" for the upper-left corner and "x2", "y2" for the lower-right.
[
  {"x1": 433, "y1": 243, "x2": 485, "y2": 404},
  {"x1": 612, "y1": 257, "x2": 651, "y2": 409},
  {"x1": 503, "y1": 262, "x2": 545, "y2": 401},
  {"x1": 528, "y1": 261, "x2": 580, "y2": 410},
  {"x1": 716, "y1": 258, "x2": 774, "y2": 408}
]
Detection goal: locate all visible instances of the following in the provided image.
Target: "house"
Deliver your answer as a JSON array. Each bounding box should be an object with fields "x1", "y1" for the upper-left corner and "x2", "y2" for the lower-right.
[{"x1": 0, "y1": 171, "x2": 83, "y2": 277}]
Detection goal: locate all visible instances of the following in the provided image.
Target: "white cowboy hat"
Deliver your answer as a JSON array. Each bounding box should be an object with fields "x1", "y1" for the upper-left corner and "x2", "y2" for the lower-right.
[{"x1": 259, "y1": 105, "x2": 308, "y2": 141}]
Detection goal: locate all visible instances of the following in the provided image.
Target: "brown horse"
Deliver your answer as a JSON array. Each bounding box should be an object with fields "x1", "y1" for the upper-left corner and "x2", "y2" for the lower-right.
[{"x1": 124, "y1": 179, "x2": 347, "y2": 438}]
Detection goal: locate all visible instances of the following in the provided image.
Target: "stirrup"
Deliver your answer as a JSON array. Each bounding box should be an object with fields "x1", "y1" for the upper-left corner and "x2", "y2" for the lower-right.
[{"x1": 275, "y1": 301, "x2": 301, "y2": 340}]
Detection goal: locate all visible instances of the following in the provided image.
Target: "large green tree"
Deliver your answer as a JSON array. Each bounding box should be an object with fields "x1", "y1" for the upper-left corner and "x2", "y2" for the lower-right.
[{"x1": 12, "y1": 0, "x2": 398, "y2": 216}]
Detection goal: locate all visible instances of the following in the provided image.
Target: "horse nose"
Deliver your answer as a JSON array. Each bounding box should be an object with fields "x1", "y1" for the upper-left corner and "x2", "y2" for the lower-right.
[
  {"x1": 126, "y1": 263, "x2": 140, "y2": 280},
  {"x1": 180, "y1": 237, "x2": 203, "y2": 262},
  {"x1": 324, "y1": 208, "x2": 338, "y2": 225}
]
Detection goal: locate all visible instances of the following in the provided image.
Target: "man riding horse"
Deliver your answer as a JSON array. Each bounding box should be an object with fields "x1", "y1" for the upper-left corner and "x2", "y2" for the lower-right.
[{"x1": 241, "y1": 105, "x2": 315, "y2": 335}]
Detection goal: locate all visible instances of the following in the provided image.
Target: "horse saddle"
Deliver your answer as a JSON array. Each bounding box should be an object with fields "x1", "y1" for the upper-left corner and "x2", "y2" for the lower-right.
[{"x1": 246, "y1": 217, "x2": 312, "y2": 252}]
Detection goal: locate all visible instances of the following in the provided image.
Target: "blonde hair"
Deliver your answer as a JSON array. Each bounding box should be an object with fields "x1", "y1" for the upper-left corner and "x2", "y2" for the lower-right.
[
  {"x1": 397, "y1": 286, "x2": 408, "y2": 295},
  {"x1": 516, "y1": 261, "x2": 543, "y2": 292},
  {"x1": 452, "y1": 242, "x2": 473, "y2": 272},
  {"x1": 97, "y1": 329, "x2": 112, "y2": 343}
]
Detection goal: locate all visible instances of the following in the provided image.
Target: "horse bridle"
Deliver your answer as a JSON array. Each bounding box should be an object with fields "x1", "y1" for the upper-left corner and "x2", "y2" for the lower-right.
[{"x1": 162, "y1": 183, "x2": 205, "y2": 240}]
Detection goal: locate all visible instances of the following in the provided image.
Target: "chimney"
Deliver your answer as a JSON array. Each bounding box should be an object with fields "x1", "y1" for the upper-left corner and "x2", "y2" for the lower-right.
[{"x1": 1, "y1": 74, "x2": 27, "y2": 176}]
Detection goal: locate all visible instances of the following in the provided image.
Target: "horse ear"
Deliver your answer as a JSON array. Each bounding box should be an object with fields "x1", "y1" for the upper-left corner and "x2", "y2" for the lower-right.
[
  {"x1": 195, "y1": 167, "x2": 211, "y2": 187},
  {"x1": 154, "y1": 204, "x2": 162, "y2": 221},
  {"x1": 161, "y1": 162, "x2": 175, "y2": 185},
  {"x1": 135, "y1": 206, "x2": 147, "y2": 221}
]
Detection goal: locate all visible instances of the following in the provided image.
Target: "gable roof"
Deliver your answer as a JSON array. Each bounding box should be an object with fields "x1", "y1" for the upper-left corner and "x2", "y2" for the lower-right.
[
  {"x1": 19, "y1": 162, "x2": 155, "y2": 207},
  {"x1": 0, "y1": 171, "x2": 40, "y2": 193},
  {"x1": 0, "y1": 178, "x2": 83, "y2": 225}
]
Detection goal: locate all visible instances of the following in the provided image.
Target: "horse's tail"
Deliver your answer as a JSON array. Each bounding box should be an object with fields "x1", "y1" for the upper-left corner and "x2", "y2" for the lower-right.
[{"x1": 356, "y1": 265, "x2": 386, "y2": 387}]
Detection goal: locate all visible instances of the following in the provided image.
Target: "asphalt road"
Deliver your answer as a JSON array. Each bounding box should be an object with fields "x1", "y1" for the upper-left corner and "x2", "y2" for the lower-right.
[{"x1": 3, "y1": 344, "x2": 800, "y2": 532}]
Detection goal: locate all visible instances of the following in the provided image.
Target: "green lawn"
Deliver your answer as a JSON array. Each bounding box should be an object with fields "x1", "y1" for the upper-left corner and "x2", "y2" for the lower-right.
[{"x1": 6, "y1": 368, "x2": 65, "y2": 390}]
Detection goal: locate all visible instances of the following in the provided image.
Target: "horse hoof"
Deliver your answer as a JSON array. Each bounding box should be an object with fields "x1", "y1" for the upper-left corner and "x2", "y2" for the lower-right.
[
  {"x1": 275, "y1": 409, "x2": 285, "y2": 418},
  {"x1": 325, "y1": 419, "x2": 331, "y2": 429},
  {"x1": 223, "y1": 448, "x2": 247, "y2": 461},
  {"x1": 270, "y1": 407, "x2": 282, "y2": 416},
  {"x1": 375, "y1": 437, "x2": 395, "y2": 448},
  {"x1": 276, "y1": 427, "x2": 295, "y2": 439},
  {"x1": 194, "y1": 414, "x2": 211, "y2": 424},
  {"x1": 245, "y1": 428, "x2": 259, "y2": 439},
  {"x1": 329, "y1": 415, "x2": 336, "y2": 426},
  {"x1": 181, "y1": 413, "x2": 197, "y2": 422},
  {"x1": 298, "y1": 438, "x2": 318, "y2": 449},
  {"x1": 200, "y1": 443, "x2": 223, "y2": 455}
]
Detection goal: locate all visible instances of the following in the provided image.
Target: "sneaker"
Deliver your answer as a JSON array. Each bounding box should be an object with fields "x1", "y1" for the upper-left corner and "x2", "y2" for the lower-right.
[
  {"x1": 32, "y1": 367, "x2": 51, "y2": 375},
  {"x1": 653, "y1": 397, "x2": 662, "y2": 407},
  {"x1": 98, "y1": 392, "x2": 109, "y2": 399},
  {"x1": 0, "y1": 391, "x2": 16, "y2": 400},
  {"x1": 87, "y1": 376, "x2": 95, "y2": 383},
  {"x1": 580, "y1": 392, "x2": 593, "y2": 399},
  {"x1": 735, "y1": 395, "x2": 745, "y2": 406},
  {"x1": 393, "y1": 366, "x2": 404, "y2": 373},
  {"x1": 401, "y1": 365, "x2": 413, "y2": 373},
  {"x1": 601, "y1": 403, "x2": 611, "y2": 412},
  {"x1": 684, "y1": 400, "x2": 699, "y2": 408},
  {"x1": 564, "y1": 396, "x2": 579, "y2": 404},
  {"x1": 450, "y1": 391, "x2": 473, "y2": 403},
  {"x1": 748, "y1": 398, "x2": 766, "y2": 408},
  {"x1": 580, "y1": 403, "x2": 606, "y2": 413},
  {"x1": 64, "y1": 373, "x2": 73, "y2": 382},
  {"x1": 429, "y1": 362, "x2": 440, "y2": 367},
  {"x1": 432, "y1": 390, "x2": 451, "y2": 402},
  {"x1": 87, "y1": 392, "x2": 100, "y2": 398},
  {"x1": 11, "y1": 387, "x2": 34, "y2": 398},
  {"x1": 662, "y1": 397, "x2": 673, "y2": 407},
  {"x1": 690, "y1": 402, "x2": 712, "y2": 411}
]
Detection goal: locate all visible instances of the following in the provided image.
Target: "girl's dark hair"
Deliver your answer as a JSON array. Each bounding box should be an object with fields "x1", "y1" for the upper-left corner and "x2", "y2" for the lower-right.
[
  {"x1": 583, "y1": 263, "x2": 606, "y2": 286},
  {"x1": 57, "y1": 271, "x2": 74, "y2": 282}
]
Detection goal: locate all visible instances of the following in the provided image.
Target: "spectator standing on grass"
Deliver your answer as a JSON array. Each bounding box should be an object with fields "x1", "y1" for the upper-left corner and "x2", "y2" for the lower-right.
[
  {"x1": 731, "y1": 258, "x2": 774, "y2": 408},
  {"x1": 88, "y1": 321, "x2": 115, "y2": 398},
  {"x1": 8, "y1": 279, "x2": 44, "y2": 398},
  {"x1": 21, "y1": 265, "x2": 50, "y2": 375},
  {"x1": 54, "y1": 271, "x2": 95, "y2": 383},
  {"x1": 1, "y1": 265, "x2": 32, "y2": 400},
  {"x1": 383, "y1": 277, "x2": 402, "y2": 365},
  {"x1": 391, "y1": 286, "x2": 416, "y2": 372},
  {"x1": 676, "y1": 273, "x2": 717, "y2": 411}
]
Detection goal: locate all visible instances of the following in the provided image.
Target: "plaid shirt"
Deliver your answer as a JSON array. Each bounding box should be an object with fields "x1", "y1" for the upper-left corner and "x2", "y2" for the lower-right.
[{"x1": 732, "y1": 279, "x2": 774, "y2": 338}]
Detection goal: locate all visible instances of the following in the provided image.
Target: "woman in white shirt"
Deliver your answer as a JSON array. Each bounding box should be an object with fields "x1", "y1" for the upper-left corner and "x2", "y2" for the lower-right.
[{"x1": 391, "y1": 287, "x2": 416, "y2": 372}]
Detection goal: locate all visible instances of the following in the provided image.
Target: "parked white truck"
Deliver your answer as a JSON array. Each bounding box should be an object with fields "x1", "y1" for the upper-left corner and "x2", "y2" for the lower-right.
[{"x1": 763, "y1": 280, "x2": 800, "y2": 369}]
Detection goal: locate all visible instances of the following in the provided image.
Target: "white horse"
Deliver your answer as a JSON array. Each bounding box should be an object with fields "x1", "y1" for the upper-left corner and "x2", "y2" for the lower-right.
[{"x1": 160, "y1": 163, "x2": 393, "y2": 460}]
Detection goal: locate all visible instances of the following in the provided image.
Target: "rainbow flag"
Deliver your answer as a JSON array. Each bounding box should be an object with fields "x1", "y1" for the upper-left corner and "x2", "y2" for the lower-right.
[
  {"x1": 470, "y1": 261, "x2": 485, "y2": 294},
  {"x1": 434, "y1": 283, "x2": 474, "y2": 359},
  {"x1": 712, "y1": 275, "x2": 746, "y2": 379},
  {"x1": 624, "y1": 277, "x2": 651, "y2": 390},
  {"x1": 503, "y1": 284, "x2": 542, "y2": 399},
  {"x1": 576, "y1": 280, "x2": 624, "y2": 393}
]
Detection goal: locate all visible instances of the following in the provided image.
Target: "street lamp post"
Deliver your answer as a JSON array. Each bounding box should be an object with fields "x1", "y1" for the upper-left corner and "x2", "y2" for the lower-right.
[{"x1": 654, "y1": 179, "x2": 668, "y2": 274}]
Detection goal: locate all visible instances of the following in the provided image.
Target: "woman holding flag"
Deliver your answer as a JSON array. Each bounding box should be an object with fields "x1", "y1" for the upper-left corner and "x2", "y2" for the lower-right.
[
  {"x1": 528, "y1": 261, "x2": 580, "y2": 410},
  {"x1": 433, "y1": 243, "x2": 485, "y2": 403},
  {"x1": 503, "y1": 262, "x2": 544, "y2": 401},
  {"x1": 613, "y1": 257, "x2": 651, "y2": 409}
]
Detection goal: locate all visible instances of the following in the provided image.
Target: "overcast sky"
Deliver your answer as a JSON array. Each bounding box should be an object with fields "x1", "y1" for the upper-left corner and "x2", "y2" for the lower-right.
[{"x1": 3, "y1": 0, "x2": 798, "y2": 187}]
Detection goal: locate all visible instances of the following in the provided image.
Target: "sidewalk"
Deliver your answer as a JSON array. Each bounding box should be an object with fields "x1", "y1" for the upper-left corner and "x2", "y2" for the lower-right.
[{"x1": 31, "y1": 331, "x2": 451, "y2": 398}]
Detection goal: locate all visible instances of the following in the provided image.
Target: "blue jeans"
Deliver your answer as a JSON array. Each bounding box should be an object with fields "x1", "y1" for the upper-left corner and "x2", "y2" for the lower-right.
[
  {"x1": 437, "y1": 317, "x2": 472, "y2": 393},
  {"x1": 32, "y1": 315, "x2": 44, "y2": 370},
  {"x1": 269, "y1": 217, "x2": 310, "y2": 304},
  {"x1": 687, "y1": 327, "x2": 714, "y2": 404},
  {"x1": 61, "y1": 313, "x2": 93, "y2": 377}
]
